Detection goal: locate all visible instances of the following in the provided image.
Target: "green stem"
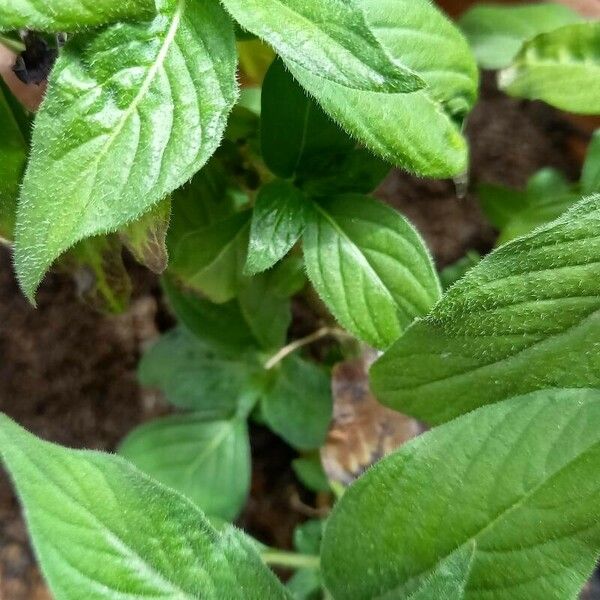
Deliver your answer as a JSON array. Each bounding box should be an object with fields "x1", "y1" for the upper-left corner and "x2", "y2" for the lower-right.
[
  {"x1": 261, "y1": 549, "x2": 320, "y2": 570},
  {"x1": 0, "y1": 35, "x2": 25, "y2": 54}
]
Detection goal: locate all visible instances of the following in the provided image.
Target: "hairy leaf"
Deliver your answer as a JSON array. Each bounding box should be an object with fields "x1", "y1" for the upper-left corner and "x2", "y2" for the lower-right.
[
  {"x1": 460, "y1": 3, "x2": 582, "y2": 69},
  {"x1": 322, "y1": 389, "x2": 600, "y2": 600},
  {"x1": 139, "y1": 327, "x2": 260, "y2": 412},
  {"x1": 120, "y1": 413, "x2": 250, "y2": 521},
  {"x1": 304, "y1": 195, "x2": 441, "y2": 349},
  {"x1": 245, "y1": 181, "x2": 307, "y2": 275},
  {"x1": 371, "y1": 194, "x2": 600, "y2": 425},
  {"x1": 0, "y1": 414, "x2": 289, "y2": 599},
  {"x1": 288, "y1": 0, "x2": 478, "y2": 177},
  {"x1": 219, "y1": 0, "x2": 424, "y2": 94},
  {"x1": 499, "y1": 23, "x2": 600, "y2": 115},
  {"x1": 15, "y1": 0, "x2": 238, "y2": 301},
  {"x1": 0, "y1": 0, "x2": 155, "y2": 31},
  {"x1": 0, "y1": 83, "x2": 27, "y2": 238},
  {"x1": 261, "y1": 356, "x2": 332, "y2": 450}
]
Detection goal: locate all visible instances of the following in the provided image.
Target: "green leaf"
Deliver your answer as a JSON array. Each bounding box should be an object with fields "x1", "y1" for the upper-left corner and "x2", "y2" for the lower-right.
[
  {"x1": 0, "y1": 0, "x2": 155, "y2": 31},
  {"x1": 120, "y1": 197, "x2": 171, "y2": 274},
  {"x1": 0, "y1": 414, "x2": 289, "y2": 599},
  {"x1": 478, "y1": 168, "x2": 579, "y2": 244},
  {"x1": 139, "y1": 327, "x2": 259, "y2": 412},
  {"x1": 292, "y1": 455, "x2": 329, "y2": 493},
  {"x1": 163, "y1": 276, "x2": 257, "y2": 352},
  {"x1": 499, "y1": 22, "x2": 600, "y2": 115},
  {"x1": 288, "y1": 0, "x2": 478, "y2": 177},
  {"x1": 304, "y1": 195, "x2": 441, "y2": 349},
  {"x1": 238, "y1": 272, "x2": 292, "y2": 350},
  {"x1": 287, "y1": 568, "x2": 323, "y2": 600},
  {"x1": 119, "y1": 413, "x2": 250, "y2": 521},
  {"x1": 245, "y1": 181, "x2": 307, "y2": 275},
  {"x1": 459, "y1": 2, "x2": 582, "y2": 69},
  {"x1": 439, "y1": 251, "x2": 481, "y2": 291},
  {"x1": 582, "y1": 130, "x2": 600, "y2": 195},
  {"x1": 0, "y1": 82, "x2": 27, "y2": 239},
  {"x1": 371, "y1": 194, "x2": 600, "y2": 425},
  {"x1": 169, "y1": 211, "x2": 250, "y2": 303},
  {"x1": 260, "y1": 59, "x2": 355, "y2": 180},
  {"x1": 66, "y1": 235, "x2": 132, "y2": 314},
  {"x1": 219, "y1": 0, "x2": 424, "y2": 94},
  {"x1": 262, "y1": 356, "x2": 332, "y2": 450},
  {"x1": 15, "y1": 0, "x2": 238, "y2": 301},
  {"x1": 321, "y1": 389, "x2": 600, "y2": 600}
]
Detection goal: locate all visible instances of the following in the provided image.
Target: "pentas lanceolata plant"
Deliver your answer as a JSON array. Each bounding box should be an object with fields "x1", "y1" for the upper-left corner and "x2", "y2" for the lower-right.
[{"x1": 1, "y1": 0, "x2": 600, "y2": 598}]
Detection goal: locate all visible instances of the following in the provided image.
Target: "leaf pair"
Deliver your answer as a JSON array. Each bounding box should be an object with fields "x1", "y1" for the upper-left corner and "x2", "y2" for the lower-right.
[{"x1": 4, "y1": 388, "x2": 600, "y2": 599}]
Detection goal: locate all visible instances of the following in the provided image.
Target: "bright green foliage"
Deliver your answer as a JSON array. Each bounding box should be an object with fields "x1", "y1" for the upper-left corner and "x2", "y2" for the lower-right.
[
  {"x1": 371, "y1": 194, "x2": 600, "y2": 425},
  {"x1": 287, "y1": 520, "x2": 324, "y2": 599},
  {"x1": 120, "y1": 413, "x2": 250, "y2": 520},
  {"x1": 479, "y1": 168, "x2": 579, "y2": 244},
  {"x1": 219, "y1": 0, "x2": 425, "y2": 93},
  {"x1": 322, "y1": 389, "x2": 600, "y2": 600},
  {"x1": 245, "y1": 181, "x2": 307, "y2": 275},
  {"x1": 120, "y1": 197, "x2": 171, "y2": 274},
  {"x1": 460, "y1": 2, "x2": 582, "y2": 69},
  {"x1": 0, "y1": 414, "x2": 289, "y2": 599},
  {"x1": 0, "y1": 83, "x2": 27, "y2": 239},
  {"x1": 304, "y1": 194, "x2": 441, "y2": 349},
  {"x1": 262, "y1": 356, "x2": 332, "y2": 450},
  {"x1": 582, "y1": 130, "x2": 600, "y2": 195},
  {"x1": 138, "y1": 327, "x2": 260, "y2": 413},
  {"x1": 500, "y1": 23, "x2": 600, "y2": 114},
  {"x1": 15, "y1": 0, "x2": 238, "y2": 301},
  {"x1": 0, "y1": 0, "x2": 154, "y2": 31},
  {"x1": 289, "y1": 0, "x2": 479, "y2": 177}
]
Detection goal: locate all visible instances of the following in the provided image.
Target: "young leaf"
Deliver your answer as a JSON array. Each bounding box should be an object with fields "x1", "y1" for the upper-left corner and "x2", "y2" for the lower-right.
[
  {"x1": 288, "y1": 0, "x2": 479, "y2": 177},
  {"x1": 262, "y1": 356, "x2": 332, "y2": 451},
  {"x1": 0, "y1": 82, "x2": 27, "y2": 239},
  {"x1": 0, "y1": 414, "x2": 289, "y2": 599},
  {"x1": 15, "y1": 0, "x2": 238, "y2": 302},
  {"x1": 371, "y1": 194, "x2": 600, "y2": 425},
  {"x1": 245, "y1": 181, "x2": 307, "y2": 275},
  {"x1": 459, "y1": 3, "x2": 582, "y2": 70},
  {"x1": 260, "y1": 59, "x2": 355, "y2": 180},
  {"x1": 0, "y1": 0, "x2": 155, "y2": 31},
  {"x1": 582, "y1": 130, "x2": 600, "y2": 195},
  {"x1": 292, "y1": 455, "x2": 329, "y2": 493},
  {"x1": 303, "y1": 195, "x2": 441, "y2": 349},
  {"x1": 169, "y1": 211, "x2": 250, "y2": 303},
  {"x1": 321, "y1": 389, "x2": 600, "y2": 600},
  {"x1": 238, "y1": 273, "x2": 292, "y2": 350},
  {"x1": 219, "y1": 0, "x2": 424, "y2": 94},
  {"x1": 120, "y1": 197, "x2": 171, "y2": 274},
  {"x1": 139, "y1": 327, "x2": 260, "y2": 413},
  {"x1": 120, "y1": 413, "x2": 251, "y2": 521},
  {"x1": 499, "y1": 23, "x2": 600, "y2": 115}
]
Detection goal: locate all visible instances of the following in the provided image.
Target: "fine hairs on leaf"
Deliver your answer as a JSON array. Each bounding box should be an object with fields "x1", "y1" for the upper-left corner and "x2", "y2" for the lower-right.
[{"x1": 14, "y1": 0, "x2": 238, "y2": 302}]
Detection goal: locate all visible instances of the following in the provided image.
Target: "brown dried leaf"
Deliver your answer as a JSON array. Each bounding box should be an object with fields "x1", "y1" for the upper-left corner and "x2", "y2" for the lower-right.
[{"x1": 321, "y1": 352, "x2": 424, "y2": 486}]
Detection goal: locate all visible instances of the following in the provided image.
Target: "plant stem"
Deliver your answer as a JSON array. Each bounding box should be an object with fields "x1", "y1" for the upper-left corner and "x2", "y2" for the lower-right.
[
  {"x1": 0, "y1": 35, "x2": 25, "y2": 54},
  {"x1": 264, "y1": 326, "x2": 349, "y2": 370},
  {"x1": 261, "y1": 549, "x2": 320, "y2": 570}
]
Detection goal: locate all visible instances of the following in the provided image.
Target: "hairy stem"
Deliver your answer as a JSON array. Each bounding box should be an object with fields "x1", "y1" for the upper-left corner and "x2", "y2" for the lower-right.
[{"x1": 261, "y1": 549, "x2": 320, "y2": 570}]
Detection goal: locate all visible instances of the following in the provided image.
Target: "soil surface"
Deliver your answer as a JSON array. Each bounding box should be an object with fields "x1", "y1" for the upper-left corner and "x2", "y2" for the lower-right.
[{"x1": 0, "y1": 59, "x2": 598, "y2": 600}]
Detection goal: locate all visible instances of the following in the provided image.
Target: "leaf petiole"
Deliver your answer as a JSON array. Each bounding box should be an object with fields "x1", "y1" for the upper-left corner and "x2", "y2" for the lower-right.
[{"x1": 261, "y1": 549, "x2": 320, "y2": 571}]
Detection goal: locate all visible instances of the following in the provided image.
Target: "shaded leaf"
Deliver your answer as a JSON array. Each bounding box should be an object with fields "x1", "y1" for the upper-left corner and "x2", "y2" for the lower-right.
[
  {"x1": 371, "y1": 194, "x2": 600, "y2": 425},
  {"x1": 321, "y1": 353, "x2": 422, "y2": 487},
  {"x1": 292, "y1": 455, "x2": 329, "y2": 493},
  {"x1": 304, "y1": 194, "x2": 441, "y2": 349},
  {"x1": 0, "y1": 414, "x2": 289, "y2": 599},
  {"x1": 120, "y1": 413, "x2": 250, "y2": 521},
  {"x1": 499, "y1": 22, "x2": 600, "y2": 114},
  {"x1": 15, "y1": 0, "x2": 238, "y2": 301},
  {"x1": 322, "y1": 389, "x2": 600, "y2": 600},
  {"x1": 582, "y1": 130, "x2": 600, "y2": 195}
]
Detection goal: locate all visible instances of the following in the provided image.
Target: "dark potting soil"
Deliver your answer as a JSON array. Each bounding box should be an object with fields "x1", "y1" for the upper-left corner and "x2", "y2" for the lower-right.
[{"x1": 0, "y1": 76, "x2": 595, "y2": 598}]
